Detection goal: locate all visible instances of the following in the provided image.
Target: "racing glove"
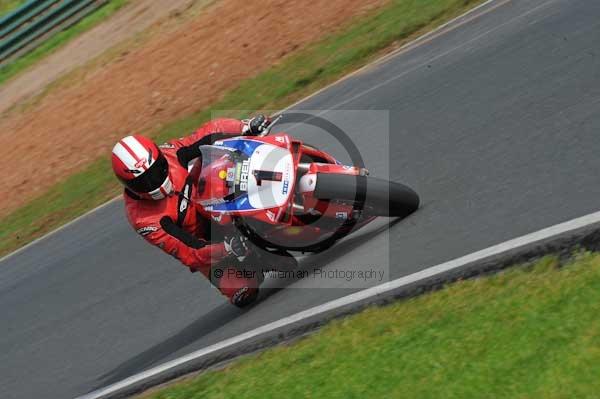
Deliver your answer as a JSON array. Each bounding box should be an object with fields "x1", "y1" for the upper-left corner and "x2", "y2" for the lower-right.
[
  {"x1": 224, "y1": 234, "x2": 250, "y2": 261},
  {"x1": 243, "y1": 115, "x2": 271, "y2": 136}
]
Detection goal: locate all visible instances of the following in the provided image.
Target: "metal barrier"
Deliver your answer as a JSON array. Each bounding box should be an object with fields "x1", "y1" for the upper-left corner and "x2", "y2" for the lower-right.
[
  {"x1": 1, "y1": 0, "x2": 60, "y2": 40},
  {"x1": 0, "y1": 0, "x2": 108, "y2": 66}
]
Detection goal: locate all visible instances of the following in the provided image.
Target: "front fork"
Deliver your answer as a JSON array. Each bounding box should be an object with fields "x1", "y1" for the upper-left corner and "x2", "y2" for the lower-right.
[{"x1": 294, "y1": 162, "x2": 369, "y2": 220}]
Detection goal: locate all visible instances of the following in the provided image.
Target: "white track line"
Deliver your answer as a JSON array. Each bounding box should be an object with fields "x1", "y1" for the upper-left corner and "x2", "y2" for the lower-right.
[
  {"x1": 0, "y1": 0, "x2": 501, "y2": 266},
  {"x1": 324, "y1": 0, "x2": 558, "y2": 110},
  {"x1": 78, "y1": 209, "x2": 600, "y2": 399}
]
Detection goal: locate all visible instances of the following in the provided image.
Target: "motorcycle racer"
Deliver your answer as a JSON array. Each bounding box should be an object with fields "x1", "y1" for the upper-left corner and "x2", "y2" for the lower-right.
[{"x1": 111, "y1": 116, "x2": 271, "y2": 307}]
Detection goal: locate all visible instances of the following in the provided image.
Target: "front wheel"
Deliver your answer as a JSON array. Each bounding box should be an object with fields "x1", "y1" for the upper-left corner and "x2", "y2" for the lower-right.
[{"x1": 312, "y1": 173, "x2": 419, "y2": 218}]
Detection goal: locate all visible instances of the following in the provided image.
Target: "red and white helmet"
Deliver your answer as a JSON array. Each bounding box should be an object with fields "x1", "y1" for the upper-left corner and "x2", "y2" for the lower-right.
[{"x1": 111, "y1": 135, "x2": 174, "y2": 200}]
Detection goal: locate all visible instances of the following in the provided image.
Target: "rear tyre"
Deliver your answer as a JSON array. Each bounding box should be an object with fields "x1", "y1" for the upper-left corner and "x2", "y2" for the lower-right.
[{"x1": 313, "y1": 173, "x2": 419, "y2": 218}]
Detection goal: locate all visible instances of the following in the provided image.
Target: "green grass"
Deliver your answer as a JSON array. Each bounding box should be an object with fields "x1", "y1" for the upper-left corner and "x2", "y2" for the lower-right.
[
  {"x1": 0, "y1": 0, "x2": 486, "y2": 257},
  {"x1": 0, "y1": 0, "x2": 26, "y2": 17},
  {"x1": 138, "y1": 252, "x2": 600, "y2": 399},
  {"x1": 0, "y1": 0, "x2": 130, "y2": 86}
]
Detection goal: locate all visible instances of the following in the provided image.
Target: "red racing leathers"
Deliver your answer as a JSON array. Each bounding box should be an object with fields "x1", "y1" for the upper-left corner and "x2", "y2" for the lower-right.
[{"x1": 123, "y1": 118, "x2": 246, "y2": 287}]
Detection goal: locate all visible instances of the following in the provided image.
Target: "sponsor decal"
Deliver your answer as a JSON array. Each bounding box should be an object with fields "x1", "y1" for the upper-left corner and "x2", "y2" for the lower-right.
[
  {"x1": 336, "y1": 212, "x2": 348, "y2": 220},
  {"x1": 179, "y1": 184, "x2": 190, "y2": 213},
  {"x1": 266, "y1": 210, "x2": 277, "y2": 222},
  {"x1": 218, "y1": 170, "x2": 228, "y2": 180},
  {"x1": 200, "y1": 198, "x2": 225, "y2": 207},
  {"x1": 235, "y1": 162, "x2": 242, "y2": 184},
  {"x1": 137, "y1": 226, "x2": 158, "y2": 236},
  {"x1": 240, "y1": 160, "x2": 250, "y2": 191},
  {"x1": 135, "y1": 159, "x2": 146, "y2": 169},
  {"x1": 176, "y1": 179, "x2": 192, "y2": 227},
  {"x1": 226, "y1": 167, "x2": 236, "y2": 182},
  {"x1": 159, "y1": 143, "x2": 175, "y2": 149},
  {"x1": 179, "y1": 200, "x2": 188, "y2": 213},
  {"x1": 212, "y1": 214, "x2": 223, "y2": 222},
  {"x1": 232, "y1": 286, "x2": 249, "y2": 305},
  {"x1": 281, "y1": 162, "x2": 291, "y2": 195},
  {"x1": 275, "y1": 136, "x2": 285, "y2": 143},
  {"x1": 282, "y1": 180, "x2": 289, "y2": 195}
]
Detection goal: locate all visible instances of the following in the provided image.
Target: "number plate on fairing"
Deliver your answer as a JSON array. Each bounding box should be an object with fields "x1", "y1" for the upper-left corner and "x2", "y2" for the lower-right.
[{"x1": 246, "y1": 144, "x2": 294, "y2": 209}]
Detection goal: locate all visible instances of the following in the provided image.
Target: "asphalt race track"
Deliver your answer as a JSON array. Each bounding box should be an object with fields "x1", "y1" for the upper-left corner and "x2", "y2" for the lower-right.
[{"x1": 2, "y1": 1, "x2": 600, "y2": 397}]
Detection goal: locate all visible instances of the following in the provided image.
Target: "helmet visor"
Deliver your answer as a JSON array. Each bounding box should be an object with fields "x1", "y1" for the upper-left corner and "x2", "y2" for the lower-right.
[{"x1": 124, "y1": 153, "x2": 169, "y2": 194}]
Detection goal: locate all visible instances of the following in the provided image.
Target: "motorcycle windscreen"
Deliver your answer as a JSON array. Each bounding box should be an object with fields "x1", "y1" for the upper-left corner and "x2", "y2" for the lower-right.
[{"x1": 195, "y1": 145, "x2": 239, "y2": 207}]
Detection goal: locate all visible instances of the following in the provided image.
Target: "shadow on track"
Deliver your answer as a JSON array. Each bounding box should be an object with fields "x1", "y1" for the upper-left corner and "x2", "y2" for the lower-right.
[
  {"x1": 93, "y1": 303, "x2": 242, "y2": 388},
  {"x1": 92, "y1": 218, "x2": 401, "y2": 390},
  {"x1": 256, "y1": 217, "x2": 403, "y2": 301}
]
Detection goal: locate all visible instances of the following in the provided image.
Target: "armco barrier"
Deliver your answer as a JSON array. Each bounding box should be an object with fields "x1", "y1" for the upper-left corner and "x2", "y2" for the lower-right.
[
  {"x1": 0, "y1": 0, "x2": 46, "y2": 33},
  {"x1": 0, "y1": 0, "x2": 60, "y2": 40},
  {"x1": 0, "y1": 0, "x2": 107, "y2": 66}
]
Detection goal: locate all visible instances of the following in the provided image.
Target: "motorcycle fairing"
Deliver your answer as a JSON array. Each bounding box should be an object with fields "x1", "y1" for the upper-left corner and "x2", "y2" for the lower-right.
[{"x1": 202, "y1": 136, "x2": 296, "y2": 215}]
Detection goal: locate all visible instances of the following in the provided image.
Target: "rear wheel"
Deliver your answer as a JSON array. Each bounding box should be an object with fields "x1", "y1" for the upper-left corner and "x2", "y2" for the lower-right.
[{"x1": 313, "y1": 173, "x2": 419, "y2": 218}]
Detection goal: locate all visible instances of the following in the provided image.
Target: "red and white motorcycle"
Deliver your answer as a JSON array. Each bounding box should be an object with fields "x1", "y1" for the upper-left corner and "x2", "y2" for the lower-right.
[{"x1": 190, "y1": 114, "x2": 419, "y2": 254}]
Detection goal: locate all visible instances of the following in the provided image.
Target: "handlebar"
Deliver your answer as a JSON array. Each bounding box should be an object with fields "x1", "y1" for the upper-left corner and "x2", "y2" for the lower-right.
[{"x1": 259, "y1": 114, "x2": 284, "y2": 137}]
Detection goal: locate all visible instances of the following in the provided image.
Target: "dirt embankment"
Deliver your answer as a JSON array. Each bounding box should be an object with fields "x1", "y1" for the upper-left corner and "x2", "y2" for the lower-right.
[
  {"x1": 0, "y1": 0, "x2": 201, "y2": 115},
  {"x1": 0, "y1": 0, "x2": 385, "y2": 218}
]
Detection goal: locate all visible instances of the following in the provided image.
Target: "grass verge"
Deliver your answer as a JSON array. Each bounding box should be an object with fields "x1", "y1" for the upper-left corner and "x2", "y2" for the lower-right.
[
  {"x1": 0, "y1": 0, "x2": 486, "y2": 258},
  {"x1": 0, "y1": 0, "x2": 26, "y2": 17},
  {"x1": 0, "y1": 0, "x2": 130, "y2": 86},
  {"x1": 138, "y1": 252, "x2": 600, "y2": 399}
]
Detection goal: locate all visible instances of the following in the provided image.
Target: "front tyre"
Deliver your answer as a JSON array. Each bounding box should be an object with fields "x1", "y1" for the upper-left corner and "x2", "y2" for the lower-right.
[{"x1": 312, "y1": 173, "x2": 419, "y2": 218}]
